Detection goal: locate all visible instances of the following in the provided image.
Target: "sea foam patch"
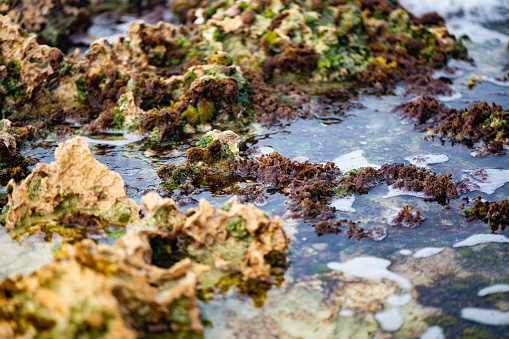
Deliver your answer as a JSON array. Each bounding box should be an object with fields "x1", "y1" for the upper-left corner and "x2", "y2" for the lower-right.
[
  {"x1": 327, "y1": 257, "x2": 411, "y2": 289},
  {"x1": 330, "y1": 195, "x2": 356, "y2": 212},
  {"x1": 412, "y1": 247, "x2": 445, "y2": 259},
  {"x1": 384, "y1": 185, "x2": 429, "y2": 199},
  {"x1": 386, "y1": 293, "x2": 412, "y2": 307},
  {"x1": 461, "y1": 308, "x2": 509, "y2": 326},
  {"x1": 420, "y1": 325, "x2": 445, "y2": 339},
  {"x1": 374, "y1": 308, "x2": 404, "y2": 332},
  {"x1": 478, "y1": 284, "x2": 509, "y2": 297},
  {"x1": 461, "y1": 169, "x2": 509, "y2": 195},
  {"x1": 82, "y1": 133, "x2": 145, "y2": 146},
  {"x1": 453, "y1": 234, "x2": 509, "y2": 248},
  {"x1": 405, "y1": 154, "x2": 449, "y2": 168},
  {"x1": 333, "y1": 150, "x2": 380, "y2": 173}
]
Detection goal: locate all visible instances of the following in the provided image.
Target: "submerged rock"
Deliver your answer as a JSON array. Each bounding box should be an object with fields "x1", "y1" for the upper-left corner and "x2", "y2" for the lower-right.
[
  {"x1": 3, "y1": 137, "x2": 140, "y2": 231},
  {"x1": 0, "y1": 231, "x2": 208, "y2": 338}
]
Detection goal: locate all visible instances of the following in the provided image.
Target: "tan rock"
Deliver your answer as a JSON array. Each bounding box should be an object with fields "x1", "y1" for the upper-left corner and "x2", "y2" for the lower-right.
[{"x1": 5, "y1": 136, "x2": 140, "y2": 229}]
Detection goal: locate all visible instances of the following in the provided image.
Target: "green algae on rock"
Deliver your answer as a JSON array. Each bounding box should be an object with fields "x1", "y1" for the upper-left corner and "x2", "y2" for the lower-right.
[
  {"x1": 3, "y1": 137, "x2": 140, "y2": 231},
  {"x1": 176, "y1": 196, "x2": 288, "y2": 279},
  {"x1": 172, "y1": 0, "x2": 467, "y2": 87},
  {"x1": 0, "y1": 230, "x2": 208, "y2": 338},
  {"x1": 0, "y1": 15, "x2": 64, "y2": 121}
]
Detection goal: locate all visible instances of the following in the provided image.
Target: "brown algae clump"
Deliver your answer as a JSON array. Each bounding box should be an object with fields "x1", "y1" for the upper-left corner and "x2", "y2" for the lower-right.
[
  {"x1": 395, "y1": 95, "x2": 509, "y2": 150},
  {"x1": 0, "y1": 119, "x2": 34, "y2": 185},
  {"x1": 3, "y1": 137, "x2": 140, "y2": 230},
  {"x1": 388, "y1": 204, "x2": 425, "y2": 228},
  {"x1": 461, "y1": 197, "x2": 509, "y2": 232},
  {"x1": 337, "y1": 163, "x2": 460, "y2": 201},
  {"x1": 0, "y1": 231, "x2": 208, "y2": 337}
]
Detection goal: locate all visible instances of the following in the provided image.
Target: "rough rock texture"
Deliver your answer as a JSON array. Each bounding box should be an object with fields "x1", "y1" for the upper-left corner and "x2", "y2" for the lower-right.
[
  {"x1": 0, "y1": 231, "x2": 208, "y2": 338},
  {"x1": 177, "y1": 196, "x2": 288, "y2": 279},
  {"x1": 4, "y1": 137, "x2": 140, "y2": 229},
  {"x1": 0, "y1": 15, "x2": 64, "y2": 117},
  {"x1": 0, "y1": 0, "x2": 91, "y2": 49}
]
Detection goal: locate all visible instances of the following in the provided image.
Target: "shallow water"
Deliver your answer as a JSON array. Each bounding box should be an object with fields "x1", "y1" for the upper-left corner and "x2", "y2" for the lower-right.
[{"x1": 3, "y1": 4, "x2": 509, "y2": 339}]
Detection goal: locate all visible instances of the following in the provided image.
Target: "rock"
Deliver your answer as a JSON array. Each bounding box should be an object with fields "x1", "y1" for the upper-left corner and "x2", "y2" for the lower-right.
[{"x1": 4, "y1": 137, "x2": 140, "y2": 229}]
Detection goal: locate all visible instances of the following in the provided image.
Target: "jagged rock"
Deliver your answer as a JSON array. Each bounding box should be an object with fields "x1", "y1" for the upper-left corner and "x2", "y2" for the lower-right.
[{"x1": 4, "y1": 137, "x2": 140, "y2": 229}]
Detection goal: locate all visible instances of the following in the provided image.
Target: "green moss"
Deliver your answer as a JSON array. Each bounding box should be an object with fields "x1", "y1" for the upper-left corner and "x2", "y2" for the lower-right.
[
  {"x1": 181, "y1": 105, "x2": 199, "y2": 126},
  {"x1": 59, "y1": 60, "x2": 76, "y2": 76},
  {"x1": 220, "y1": 202, "x2": 231, "y2": 211},
  {"x1": 149, "y1": 126, "x2": 160, "y2": 142},
  {"x1": 6, "y1": 60, "x2": 21, "y2": 73},
  {"x1": 331, "y1": 185, "x2": 350, "y2": 198},
  {"x1": 28, "y1": 176, "x2": 43, "y2": 202},
  {"x1": 423, "y1": 315, "x2": 438, "y2": 326},
  {"x1": 196, "y1": 135, "x2": 213, "y2": 148},
  {"x1": 183, "y1": 71, "x2": 198, "y2": 85},
  {"x1": 260, "y1": 31, "x2": 280, "y2": 47},
  {"x1": 484, "y1": 111, "x2": 507, "y2": 129},
  {"x1": 6, "y1": 184, "x2": 13, "y2": 195},
  {"x1": 225, "y1": 216, "x2": 248, "y2": 239},
  {"x1": 75, "y1": 76, "x2": 88, "y2": 102},
  {"x1": 197, "y1": 101, "x2": 215, "y2": 124},
  {"x1": 117, "y1": 213, "x2": 131, "y2": 225},
  {"x1": 1, "y1": 76, "x2": 27, "y2": 99}
]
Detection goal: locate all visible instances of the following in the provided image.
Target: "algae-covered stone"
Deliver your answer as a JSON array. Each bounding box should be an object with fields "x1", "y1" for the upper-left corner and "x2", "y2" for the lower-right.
[
  {"x1": 3, "y1": 136, "x2": 140, "y2": 230},
  {"x1": 158, "y1": 130, "x2": 241, "y2": 189},
  {"x1": 0, "y1": 230, "x2": 208, "y2": 338},
  {"x1": 0, "y1": 15, "x2": 64, "y2": 118},
  {"x1": 177, "y1": 196, "x2": 288, "y2": 279}
]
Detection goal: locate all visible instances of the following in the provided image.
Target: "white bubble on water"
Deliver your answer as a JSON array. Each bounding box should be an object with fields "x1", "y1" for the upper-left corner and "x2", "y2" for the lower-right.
[{"x1": 327, "y1": 257, "x2": 411, "y2": 289}]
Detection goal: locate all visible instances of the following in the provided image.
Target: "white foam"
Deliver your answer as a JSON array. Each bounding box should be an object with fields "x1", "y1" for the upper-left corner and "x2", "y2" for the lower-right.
[
  {"x1": 437, "y1": 91, "x2": 462, "y2": 102},
  {"x1": 333, "y1": 150, "x2": 380, "y2": 173},
  {"x1": 453, "y1": 234, "x2": 509, "y2": 247},
  {"x1": 384, "y1": 185, "x2": 429, "y2": 199},
  {"x1": 82, "y1": 133, "x2": 145, "y2": 146},
  {"x1": 327, "y1": 257, "x2": 412, "y2": 289},
  {"x1": 399, "y1": 249, "x2": 413, "y2": 256},
  {"x1": 339, "y1": 309, "x2": 354, "y2": 317},
  {"x1": 462, "y1": 168, "x2": 509, "y2": 195},
  {"x1": 420, "y1": 325, "x2": 445, "y2": 339},
  {"x1": 374, "y1": 308, "x2": 404, "y2": 332},
  {"x1": 412, "y1": 247, "x2": 445, "y2": 259},
  {"x1": 461, "y1": 308, "x2": 509, "y2": 326},
  {"x1": 484, "y1": 76, "x2": 509, "y2": 87},
  {"x1": 330, "y1": 195, "x2": 356, "y2": 212},
  {"x1": 405, "y1": 154, "x2": 449, "y2": 168},
  {"x1": 386, "y1": 293, "x2": 412, "y2": 307},
  {"x1": 478, "y1": 284, "x2": 509, "y2": 297}
]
